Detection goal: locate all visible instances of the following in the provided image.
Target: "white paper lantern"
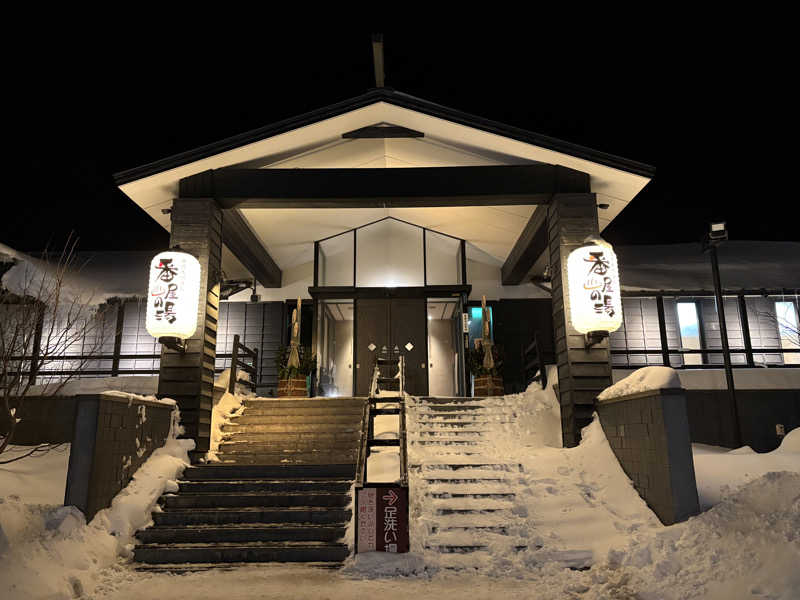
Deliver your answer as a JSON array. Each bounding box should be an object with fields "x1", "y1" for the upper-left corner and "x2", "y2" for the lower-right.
[
  {"x1": 567, "y1": 240, "x2": 623, "y2": 334},
  {"x1": 146, "y1": 251, "x2": 202, "y2": 340}
]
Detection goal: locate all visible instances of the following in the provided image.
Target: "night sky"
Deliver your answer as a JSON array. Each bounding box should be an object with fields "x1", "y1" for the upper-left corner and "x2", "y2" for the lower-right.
[{"x1": 7, "y1": 32, "x2": 795, "y2": 254}]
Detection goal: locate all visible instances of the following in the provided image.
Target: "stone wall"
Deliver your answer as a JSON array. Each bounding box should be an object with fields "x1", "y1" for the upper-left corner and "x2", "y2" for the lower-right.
[
  {"x1": 597, "y1": 387, "x2": 700, "y2": 525},
  {"x1": 64, "y1": 393, "x2": 174, "y2": 520}
]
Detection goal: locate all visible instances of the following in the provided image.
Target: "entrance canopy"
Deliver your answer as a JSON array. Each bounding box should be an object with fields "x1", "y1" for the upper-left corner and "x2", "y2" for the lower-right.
[{"x1": 115, "y1": 89, "x2": 653, "y2": 292}]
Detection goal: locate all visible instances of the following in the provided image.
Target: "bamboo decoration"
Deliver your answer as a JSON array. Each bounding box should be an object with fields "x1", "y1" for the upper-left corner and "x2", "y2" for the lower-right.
[
  {"x1": 288, "y1": 297, "x2": 301, "y2": 369},
  {"x1": 481, "y1": 295, "x2": 495, "y2": 370}
]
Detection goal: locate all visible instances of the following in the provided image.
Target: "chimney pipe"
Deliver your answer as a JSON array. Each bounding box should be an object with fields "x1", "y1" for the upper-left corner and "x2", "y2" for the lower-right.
[{"x1": 371, "y1": 33, "x2": 385, "y2": 88}]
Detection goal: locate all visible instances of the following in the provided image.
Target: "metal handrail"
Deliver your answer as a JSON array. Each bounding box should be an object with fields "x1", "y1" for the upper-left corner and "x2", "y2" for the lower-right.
[{"x1": 398, "y1": 392, "x2": 409, "y2": 488}]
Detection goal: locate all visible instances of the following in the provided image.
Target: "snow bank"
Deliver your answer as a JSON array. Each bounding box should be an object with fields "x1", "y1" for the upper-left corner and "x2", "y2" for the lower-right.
[
  {"x1": 25, "y1": 376, "x2": 159, "y2": 398},
  {"x1": 0, "y1": 444, "x2": 70, "y2": 505},
  {"x1": 598, "y1": 366, "x2": 681, "y2": 401},
  {"x1": 599, "y1": 471, "x2": 800, "y2": 600},
  {"x1": 205, "y1": 369, "x2": 248, "y2": 462},
  {"x1": 0, "y1": 404, "x2": 193, "y2": 600},
  {"x1": 692, "y1": 426, "x2": 800, "y2": 510}
]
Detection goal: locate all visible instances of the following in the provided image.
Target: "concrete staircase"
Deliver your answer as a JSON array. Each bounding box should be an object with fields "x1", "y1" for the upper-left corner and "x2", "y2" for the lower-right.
[
  {"x1": 134, "y1": 397, "x2": 366, "y2": 568},
  {"x1": 408, "y1": 397, "x2": 532, "y2": 565}
]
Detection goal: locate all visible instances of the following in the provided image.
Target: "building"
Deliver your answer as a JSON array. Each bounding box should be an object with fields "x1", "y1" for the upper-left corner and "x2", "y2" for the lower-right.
[{"x1": 4, "y1": 88, "x2": 797, "y2": 455}]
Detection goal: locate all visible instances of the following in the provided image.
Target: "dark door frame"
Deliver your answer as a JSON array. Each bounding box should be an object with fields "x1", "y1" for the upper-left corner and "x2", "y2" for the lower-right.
[{"x1": 311, "y1": 285, "x2": 471, "y2": 396}]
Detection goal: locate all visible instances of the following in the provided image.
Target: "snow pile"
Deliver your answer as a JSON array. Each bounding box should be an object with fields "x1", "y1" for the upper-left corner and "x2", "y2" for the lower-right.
[
  {"x1": 598, "y1": 366, "x2": 681, "y2": 401},
  {"x1": 693, "y1": 426, "x2": 800, "y2": 510},
  {"x1": 595, "y1": 471, "x2": 800, "y2": 599},
  {"x1": 0, "y1": 404, "x2": 193, "y2": 600},
  {"x1": 214, "y1": 367, "x2": 255, "y2": 398},
  {"x1": 25, "y1": 376, "x2": 159, "y2": 397},
  {"x1": 205, "y1": 369, "x2": 248, "y2": 462},
  {"x1": 405, "y1": 368, "x2": 662, "y2": 575},
  {"x1": 0, "y1": 444, "x2": 71, "y2": 505},
  {"x1": 366, "y1": 401, "x2": 402, "y2": 483}
]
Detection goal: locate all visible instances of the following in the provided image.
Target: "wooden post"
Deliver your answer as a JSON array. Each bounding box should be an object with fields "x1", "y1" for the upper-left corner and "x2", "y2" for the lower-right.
[
  {"x1": 156, "y1": 198, "x2": 222, "y2": 459},
  {"x1": 229, "y1": 334, "x2": 240, "y2": 394},
  {"x1": 548, "y1": 194, "x2": 613, "y2": 447}
]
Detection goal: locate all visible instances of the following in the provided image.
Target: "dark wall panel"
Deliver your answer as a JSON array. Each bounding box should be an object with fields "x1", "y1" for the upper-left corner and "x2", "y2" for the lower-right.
[{"x1": 494, "y1": 299, "x2": 554, "y2": 394}]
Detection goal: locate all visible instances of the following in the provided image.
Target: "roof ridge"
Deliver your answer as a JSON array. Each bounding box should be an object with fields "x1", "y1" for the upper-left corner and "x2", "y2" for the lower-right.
[{"x1": 114, "y1": 88, "x2": 655, "y2": 185}]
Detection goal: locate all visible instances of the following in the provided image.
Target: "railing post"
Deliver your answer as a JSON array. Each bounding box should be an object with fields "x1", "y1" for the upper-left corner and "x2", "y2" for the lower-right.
[
  {"x1": 738, "y1": 295, "x2": 756, "y2": 368},
  {"x1": 656, "y1": 296, "x2": 671, "y2": 367},
  {"x1": 252, "y1": 346, "x2": 259, "y2": 394},
  {"x1": 229, "y1": 334, "x2": 240, "y2": 394},
  {"x1": 27, "y1": 301, "x2": 45, "y2": 385},
  {"x1": 110, "y1": 300, "x2": 125, "y2": 377}
]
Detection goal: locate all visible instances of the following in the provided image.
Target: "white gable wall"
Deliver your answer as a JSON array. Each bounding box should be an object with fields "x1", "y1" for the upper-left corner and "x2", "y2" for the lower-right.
[{"x1": 118, "y1": 100, "x2": 650, "y2": 288}]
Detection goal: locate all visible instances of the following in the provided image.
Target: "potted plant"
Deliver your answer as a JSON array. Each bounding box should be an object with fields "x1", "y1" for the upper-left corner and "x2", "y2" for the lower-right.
[
  {"x1": 467, "y1": 341, "x2": 504, "y2": 396},
  {"x1": 276, "y1": 299, "x2": 316, "y2": 397},
  {"x1": 468, "y1": 296, "x2": 504, "y2": 396},
  {"x1": 276, "y1": 345, "x2": 317, "y2": 397}
]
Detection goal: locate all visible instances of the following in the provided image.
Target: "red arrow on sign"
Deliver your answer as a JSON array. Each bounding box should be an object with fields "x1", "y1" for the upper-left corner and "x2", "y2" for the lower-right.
[{"x1": 382, "y1": 489, "x2": 398, "y2": 505}]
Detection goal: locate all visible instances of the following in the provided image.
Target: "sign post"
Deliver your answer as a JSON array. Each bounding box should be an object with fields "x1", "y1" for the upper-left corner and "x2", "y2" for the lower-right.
[{"x1": 356, "y1": 485, "x2": 409, "y2": 553}]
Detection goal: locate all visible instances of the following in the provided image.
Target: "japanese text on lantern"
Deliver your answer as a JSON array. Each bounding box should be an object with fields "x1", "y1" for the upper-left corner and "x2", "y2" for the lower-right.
[
  {"x1": 152, "y1": 258, "x2": 180, "y2": 324},
  {"x1": 145, "y1": 251, "x2": 201, "y2": 340},
  {"x1": 583, "y1": 250, "x2": 615, "y2": 318},
  {"x1": 567, "y1": 243, "x2": 622, "y2": 334}
]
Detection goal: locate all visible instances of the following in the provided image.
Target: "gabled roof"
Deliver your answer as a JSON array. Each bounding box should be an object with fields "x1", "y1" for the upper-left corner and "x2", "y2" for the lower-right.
[
  {"x1": 114, "y1": 87, "x2": 655, "y2": 185},
  {"x1": 114, "y1": 87, "x2": 655, "y2": 274}
]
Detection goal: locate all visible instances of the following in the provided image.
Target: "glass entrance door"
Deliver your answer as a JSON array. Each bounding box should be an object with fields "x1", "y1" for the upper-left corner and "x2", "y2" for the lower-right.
[{"x1": 427, "y1": 298, "x2": 462, "y2": 397}]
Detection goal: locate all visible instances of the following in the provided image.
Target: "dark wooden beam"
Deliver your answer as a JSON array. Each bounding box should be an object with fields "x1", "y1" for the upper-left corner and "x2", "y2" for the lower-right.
[
  {"x1": 501, "y1": 206, "x2": 549, "y2": 285},
  {"x1": 179, "y1": 165, "x2": 590, "y2": 209},
  {"x1": 221, "y1": 208, "x2": 281, "y2": 288},
  {"x1": 342, "y1": 125, "x2": 424, "y2": 138}
]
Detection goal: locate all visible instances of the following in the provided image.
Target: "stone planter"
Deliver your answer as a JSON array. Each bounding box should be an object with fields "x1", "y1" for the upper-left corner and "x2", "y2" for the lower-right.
[
  {"x1": 473, "y1": 375, "x2": 504, "y2": 397},
  {"x1": 277, "y1": 377, "x2": 308, "y2": 397}
]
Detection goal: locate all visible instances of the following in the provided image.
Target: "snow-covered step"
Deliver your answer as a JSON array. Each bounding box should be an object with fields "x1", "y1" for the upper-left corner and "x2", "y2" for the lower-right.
[
  {"x1": 427, "y1": 512, "x2": 512, "y2": 529},
  {"x1": 431, "y1": 497, "x2": 515, "y2": 511},
  {"x1": 425, "y1": 482, "x2": 517, "y2": 496},
  {"x1": 425, "y1": 531, "x2": 529, "y2": 553},
  {"x1": 415, "y1": 430, "x2": 488, "y2": 438},
  {"x1": 414, "y1": 421, "x2": 498, "y2": 428},
  {"x1": 412, "y1": 440, "x2": 485, "y2": 446},
  {"x1": 415, "y1": 404, "x2": 486, "y2": 411}
]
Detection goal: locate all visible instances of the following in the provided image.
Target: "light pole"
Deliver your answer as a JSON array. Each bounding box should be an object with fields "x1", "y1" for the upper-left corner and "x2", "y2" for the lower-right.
[{"x1": 703, "y1": 222, "x2": 742, "y2": 447}]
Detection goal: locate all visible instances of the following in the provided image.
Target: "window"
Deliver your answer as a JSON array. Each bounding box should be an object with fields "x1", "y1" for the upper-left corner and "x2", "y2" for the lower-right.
[
  {"x1": 676, "y1": 302, "x2": 702, "y2": 365},
  {"x1": 776, "y1": 301, "x2": 800, "y2": 365}
]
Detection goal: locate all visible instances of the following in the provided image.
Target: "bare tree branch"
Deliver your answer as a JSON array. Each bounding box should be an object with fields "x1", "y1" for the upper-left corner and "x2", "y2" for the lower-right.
[{"x1": 1, "y1": 237, "x2": 109, "y2": 458}]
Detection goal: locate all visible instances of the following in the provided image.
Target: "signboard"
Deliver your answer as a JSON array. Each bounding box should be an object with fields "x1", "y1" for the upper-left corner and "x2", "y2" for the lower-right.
[
  {"x1": 145, "y1": 251, "x2": 202, "y2": 340},
  {"x1": 567, "y1": 241, "x2": 623, "y2": 334},
  {"x1": 356, "y1": 486, "x2": 409, "y2": 553},
  {"x1": 462, "y1": 312, "x2": 470, "y2": 333}
]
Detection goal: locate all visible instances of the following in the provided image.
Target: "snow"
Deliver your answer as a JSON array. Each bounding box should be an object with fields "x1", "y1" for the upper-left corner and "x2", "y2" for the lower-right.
[
  {"x1": 2, "y1": 373, "x2": 799, "y2": 598},
  {"x1": 205, "y1": 369, "x2": 251, "y2": 462},
  {"x1": 0, "y1": 444, "x2": 71, "y2": 505},
  {"x1": 0, "y1": 403, "x2": 193, "y2": 600},
  {"x1": 612, "y1": 367, "x2": 800, "y2": 391},
  {"x1": 77, "y1": 469, "x2": 800, "y2": 600},
  {"x1": 692, "y1": 426, "x2": 800, "y2": 510},
  {"x1": 598, "y1": 366, "x2": 681, "y2": 401},
  {"x1": 25, "y1": 376, "x2": 159, "y2": 397}
]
